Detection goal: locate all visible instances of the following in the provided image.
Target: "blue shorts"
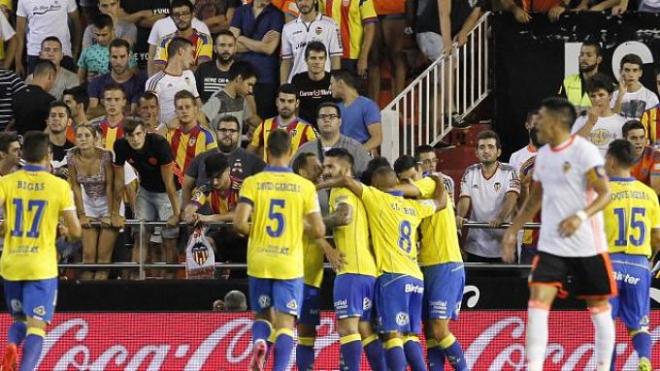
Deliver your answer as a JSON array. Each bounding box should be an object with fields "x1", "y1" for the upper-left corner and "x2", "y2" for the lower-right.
[
  {"x1": 4, "y1": 278, "x2": 58, "y2": 323},
  {"x1": 299, "y1": 285, "x2": 321, "y2": 326},
  {"x1": 248, "y1": 276, "x2": 304, "y2": 317},
  {"x1": 422, "y1": 263, "x2": 465, "y2": 321},
  {"x1": 333, "y1": 274, "x2": 376, "y2": 321},
  {"x1": 375, "y1": 273, "x2": 423, "y2": 334},
  {"x1": 609, "y1": 254, "x2": 650, "y2": 331}
]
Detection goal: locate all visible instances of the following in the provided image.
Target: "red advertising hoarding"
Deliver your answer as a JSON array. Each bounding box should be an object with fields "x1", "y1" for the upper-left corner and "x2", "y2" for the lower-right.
[{"x1": 1, "y1": 311, "x2": 655, "y2": 370}]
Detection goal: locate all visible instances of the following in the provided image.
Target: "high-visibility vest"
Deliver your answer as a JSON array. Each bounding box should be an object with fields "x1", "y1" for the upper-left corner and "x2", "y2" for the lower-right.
[{"x1": 561, "y1": 74, "x2": 591, "y2": 113}]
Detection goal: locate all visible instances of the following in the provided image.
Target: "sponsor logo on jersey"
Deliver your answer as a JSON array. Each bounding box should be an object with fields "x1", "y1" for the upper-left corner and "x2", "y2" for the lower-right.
[
  {"x1": 494, "y1": 182, "x2": 501, "y2": 192},
  {"x1": 562, "y1": 161, "x2": 572, "y2": 173}
]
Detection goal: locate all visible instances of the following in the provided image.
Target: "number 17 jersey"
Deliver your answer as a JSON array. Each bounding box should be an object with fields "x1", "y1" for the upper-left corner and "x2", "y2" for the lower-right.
[
  {"x1": 0, "y1": 166, "x2": 76, "y2": 281},
  {"x1": 238, "y1": 166, "x2": 321, "y2": 280}
]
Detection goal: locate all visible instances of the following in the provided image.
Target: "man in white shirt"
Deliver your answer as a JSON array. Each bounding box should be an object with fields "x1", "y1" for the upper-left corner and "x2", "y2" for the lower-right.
[
  {"x1": 612, "y1": 54, "x2": 659, "y2": 119},
  {"x1": 14, "y1": 0, "x2": 82, "y2": 76},
  {"x1": 573, "y1": 73, "x2": 627, "y2": 157},
  {"x1": 280, "y1": 0, "x2": 342, "y2": 83},
  {"x1": 456, "y1": 129, "x2": 520, "y2": 262},
  {"x1": 503, "y1": 97, "x2": 615, "y2": 371},
  {"x1": 145, "y1": 37, "x2": 200, "y2": 124},
  {"x1": 509, "y1": 110, "x2": 539, "y2": 174}
]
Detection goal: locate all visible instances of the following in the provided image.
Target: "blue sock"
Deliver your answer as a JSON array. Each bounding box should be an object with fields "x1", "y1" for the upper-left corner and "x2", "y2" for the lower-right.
[
  {"x1": 252, "y1": 319, "x2": 272, "y2": 344},
  {"x1": 296, "y1": 337, "x2": 315, "y2": 371},
  {"x1": 363, "y1": 336, "x2": 387, "y2": 371},
  {"x1": 441, "y1": 334, "x2": 468, "y2": 371},
  {"x1": 8, "y1": 321, "x2": 27, "y2": 346},
  {"x1": 339, "y1": 334, "x2": 362, "y2": 371},
  {"x1": 427, "y1": 343, "x2": 446, "y2": 371},
  {"x1": 403, "y1": 336, "x2": 427, "y2": 371},
  {"x1": 632, "y1": 332, "x2": 651, "y2": 360},
  {"x1": 384, "y1": 338, "x2": 406, "y2": 371},
  {"x1": 19, "y1": 332, "x2": 44, "y2": 371},
  {"x1": 273, "y1": 329, "x2": 295, "y2": 371}
]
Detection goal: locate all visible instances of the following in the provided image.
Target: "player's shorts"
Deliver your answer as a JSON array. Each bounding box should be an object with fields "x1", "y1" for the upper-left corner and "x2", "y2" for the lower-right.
[
  {"x1": 333, "y1": 273, "x2": 376, "y2": 321},
  {"x1": 299, "y1": 284, "x2": 321, "y2": 326},
  {"x1": 135, "y1": 187, "x2": 180, "y2": 239},
  {"x1": 529, "y1": 251, "x2": 617, "y2": 299},
  {"x1": 4, "y1": 278, "x2": 58, "y2": 323},
  {"x1": 248, "y1": 276, "x2": 304, "y2": 317},
  {"x1": 609, "y1": 253, "x2": 650, "y2": 331},
  {"x1": 422, "y1": 263, "x2": 465, "y2": 321},
  {"x1": 375, "y1": 273, "x2": 423, "y2": 334}
]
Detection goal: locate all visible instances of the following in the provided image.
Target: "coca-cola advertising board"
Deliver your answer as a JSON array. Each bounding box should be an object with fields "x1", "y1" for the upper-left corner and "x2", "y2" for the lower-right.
[{"x1": 6, "y1": 310, "x2": 658, "y2": 370}]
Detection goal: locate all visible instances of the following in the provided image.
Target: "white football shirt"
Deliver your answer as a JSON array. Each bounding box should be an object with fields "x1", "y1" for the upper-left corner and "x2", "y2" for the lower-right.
[
  {"x1": 145, "y1": 70, "x2": 199, "y2": 123},
  {"x1": 509, "y1": 144, "x2": 537, "y2": 174},
  {"x1": 571, "y1": 113, "x2": 626, "y2": 157},
  {"x1": 533, "y1": 135, "x2": 607, "y2": 257}
]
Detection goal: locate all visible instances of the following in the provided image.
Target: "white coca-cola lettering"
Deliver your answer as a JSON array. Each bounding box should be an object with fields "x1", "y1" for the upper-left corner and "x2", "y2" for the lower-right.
[
  {"x1": 463, "y1": 285, "x2": 480, "y2": 308},
  {"x1": 184, "y1": 317, "x2": 252, "y2": 370}
]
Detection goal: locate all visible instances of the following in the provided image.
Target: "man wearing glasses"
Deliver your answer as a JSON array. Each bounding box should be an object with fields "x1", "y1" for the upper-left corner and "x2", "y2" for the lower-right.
[{"x1": 415, "y1": 144, "x2": 455, "y2": 199}]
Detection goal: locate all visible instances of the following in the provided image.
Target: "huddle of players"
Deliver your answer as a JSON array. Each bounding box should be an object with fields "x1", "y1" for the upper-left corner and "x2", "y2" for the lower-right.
[{"x1": 233, "y1": 128, "x2": 468, "y2": 371}]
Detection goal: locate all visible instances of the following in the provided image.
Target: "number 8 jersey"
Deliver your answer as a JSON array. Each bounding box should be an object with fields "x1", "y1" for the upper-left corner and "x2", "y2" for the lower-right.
[
  {"x1": 604, "y1": 177, "x2": 660, "y2": 257},
  {"x1": 0, "y1": 165, "x2": 76, "y2": 281},
  {"x1": 238, "y1": 166, "x2": 320, "y2": 280}
]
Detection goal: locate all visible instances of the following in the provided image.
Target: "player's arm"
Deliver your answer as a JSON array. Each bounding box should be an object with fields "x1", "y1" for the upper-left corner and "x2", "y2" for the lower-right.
[
  {"x1": 60, "y1": 209, "x2": 82, "y2": 242},
  {"x1": 428, "y1": 173, "x2": 448, "y2": 210},
  {"x1": 305, "y1": 211, "x2": 326, "y2": 239},
  {"x1": 558, "y1": 166, "x2": 610, "y2": 238},
  {"x1": 652, "y1": 227, "x2": 660, "y2": 259},
  {"x1": 324, "y1": 202, "x2": 352, "y2": 230},
  {"x1": 319, "y1": 175, "x2": 364, "y2": 198},
  {"x1": 316, "y1": 237, "x2": 345, "y2": 271},
  {"x1": 490, "y1": 191, "x2": 518, "y2": 227},
  {"x1": 233, "y1": 201, "x2": 252, "y2": 236},
  {"x1": 502, "y1": 181, "x2": 543, "y2": 263},
  {"x1": 161, "y1": 163, "x2": 181, "y2": 226}
]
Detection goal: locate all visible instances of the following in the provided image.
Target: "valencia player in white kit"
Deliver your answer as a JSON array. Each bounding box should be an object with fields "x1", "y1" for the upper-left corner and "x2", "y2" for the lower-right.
[{"x1": 502, "y1": 97, "x2": 617, "y2": 371}]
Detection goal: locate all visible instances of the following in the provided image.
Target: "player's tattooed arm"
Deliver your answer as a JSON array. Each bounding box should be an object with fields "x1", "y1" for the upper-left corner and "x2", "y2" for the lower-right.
[
  {"x1": 324, "y1": 202, "x2": 353, "y2": 230},
  {"x1": 318, "y1": 175, "x2": 364, "y2": 198}
]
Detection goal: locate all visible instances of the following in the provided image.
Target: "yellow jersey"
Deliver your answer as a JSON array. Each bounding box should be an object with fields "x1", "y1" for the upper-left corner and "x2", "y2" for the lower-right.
[
  {"x1": 329, "y1": 187, "x2": 377, "y2": 277},
  {"x1": 320, "y1": 0, "x2": 378, "y2": 60},
  {"x1": 303, "y1": 233, "x2": 324, "y2": 288},
  {"x1": 239, "y1": 166, "x2": 320, "y2": 279},
  {"x1": 0, "y1": 165, "x2": 76, "y2": 281},
  {"x1": 604, "y1": 177, "x2": 660, "y2": 258},
  {"x1": 413, "y1": 177, "x2": 463, "y2": 266},
  {"x1": 360, "y1": 186, "x2": 436, "y2": 279}
]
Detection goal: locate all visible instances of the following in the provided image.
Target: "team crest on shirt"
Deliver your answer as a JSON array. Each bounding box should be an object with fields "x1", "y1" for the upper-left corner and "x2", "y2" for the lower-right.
[
  {"x1": 148, "y1": 157, "x2": 158, "y2": 165},
  {"x1": 590, "y1": 129, "x2": 610, "y2": 145},
  {"x1": 286, "y1": 299, "x2": 298, "y2": 310},
  {"x1": 395, "y1": 312, "x2": 409, "y2": 326},
  {"x1": 258, "y1": 295, "x2": 271, "y2": 308},
  {"x1": 189, "y1": 137, "x2": 197, "y2": 146},
  {"x1": 289, "y1": 129, "x2": 298, "y2": 137},
  {"x1": 562, "y1": 161, "x2": 572, "y2": 173},
  {"x1": 315, "y1": 27, "x2": 323, "y2": 35},
  {"x1": 493, "y1": 182, "x2": 501, "y2": 192}
]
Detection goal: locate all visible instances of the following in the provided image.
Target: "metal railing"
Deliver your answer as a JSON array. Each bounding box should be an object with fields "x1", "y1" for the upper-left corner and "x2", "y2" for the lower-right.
[
  {"x1": 380, "y1": 12, "x2": 491, "y2": 162},
  {"x1": 57, "y1": 219, "x2": 539, "y2": 278}
]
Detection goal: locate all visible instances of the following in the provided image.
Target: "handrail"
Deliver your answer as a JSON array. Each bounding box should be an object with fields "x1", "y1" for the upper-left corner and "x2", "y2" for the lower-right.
[{"x1": 380, "y1": 12, "x2": 491, "y2": 162}]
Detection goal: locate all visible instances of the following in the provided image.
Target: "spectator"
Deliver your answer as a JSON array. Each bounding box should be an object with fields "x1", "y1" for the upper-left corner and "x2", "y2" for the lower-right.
[
  {"x1": 83, "y1": 0, "x2": 138, "y2": 49},
  {"x1": 146, "y1": 0, "x2": 211, "y2": 75},
  {"x1": 26, "y1": 37, "x2": 81, "y2": 100},
  {"x1": 368, "y1": 0, "x2": 407, "y2": 99},
  {"x1": 121, "y1": 0, "x2": 168, "y2": 69},
  {"x1": 145, "y1": 37, "x2": 200, "y2": 124},
  {"x1": 0, "y1": 11, "x2": 16, "y2": 70},
  {"x1": 559, "y1": 42, "x2": 603, "y2": 115},
  {"x1": 612, "y1": 54, "x2": 659, "y2": 119},
  {"x1": 247, "y1": 84, "x2": 316, "y2": 160},
  {"x1": 223, "y1": 290, "x2": 248, "y2": 311},
  {"x1": 622, "y1": 120, "x2": 660, "y2": 193},
  {"x1": 67, "y1": 124, "x2": 118, "y2": 281},
  {"x1": 88, "y1": 39, "x2": 147, "y2": 118},
  {"x1": 291, "y1": 42, "x2": 334, "y2": 126},
  {"x1": 195, "y1": 30, "x2": 237, "y2": 102},
  {"x1": 501, "y1": 0, "x2": 568, "y2": 23},
  {"x1": 572, "y1": 73, "x2": 626, "y2": 156},
  {"x1": 113, "y1": 119, "x2": 181, "y2": 279},
  {"x1": 167, "y1": 90, "x2": 218, "y2": 183},
  {"x1": 414, "y1": 144, "x2": 455, "y2": 197},
  {"x1": 47, "y1": 101, "x2": 76, "y2": 165},
  {"x1": 280, "y1": 0, "x2": 342, "y2": 84},
  {"x1": 640, "y1": 68, "x2": 660, "y2": 146},
  {"x1": 63, "y1": 86, "x2": 91, "y2": 129},
  {"x1": 331, "y1": 70, "x2": 382, "y2": 155},
  {"x1": 15, "y1": 0, "x2": 82, "y2": 76},
  {"x1": 319, "y1": 0, "x2": 376, "y2": 77},
  {"x1": 0, "y1": 68, "x2": 26, "y2": 130},
  {"x1": 78, "y1": 16, "x2": 139, "y2": 83},
  {"x1": 13, "y1": 59, "x2": 56, "y2": 134},
  {"x1": 183, "y1": 152, "x2": 234, "y2": 223},
  {"x1": 293, "y1": 101, "x2": 371, "y2": 177},
  {"x1": 138, "y1": 92, "x2": 168, "y2": 135},
  {"x1": 509, "y1": 111, "x2": 539, "y2": 175},
  {"x1": 90, "y1": 84, "x2": 128, "y2": 151},
  {"x1": 456, "y1": 130, "x2": 520, "y2": 263},
  {"x1": 202, "y1": 60, "x2": 258, "y2": 132},
  {"x1": 230, "y1": 0, "x2": 284, "y2": 119},
  {"x1": 212, "y1": 299, "x2": 225, "y2": 311},
  {"x1": 195, "y1": 0, "x2": 242, "y2": 34},
  {"x1": 152, "y1": 0, "x2": 213, "y2": 74},
  {"x1": 0, "y1": 133, "x2": 21, "y2": 176},
  {"x1": 394, "y1": 153, "x2": 454, "y2": 199}
]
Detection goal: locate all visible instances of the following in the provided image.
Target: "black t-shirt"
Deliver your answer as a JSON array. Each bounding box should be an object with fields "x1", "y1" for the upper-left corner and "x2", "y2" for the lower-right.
[
  {"x1": 12, "y1": 85, "x2": 55, "y2": 134},
  {"x1": 113, "y1": 133, "x2": 180, "y2": 193},
  {"x1": 194, "y1": 61, "x2": 231, "y2": 103},
  {"x1": 51, "y1": 139, "x2": 75, "y2": 163},
  {"x1": 415, "y1": 0, "x2": 485, "y2": 35},
  {"x1": 121, "y1": 0, "x2": 170, "y2": 68},
  {"x1": 186, "y1": 147, "x2": 265, "y2": 188},
  {"x1": 291, "y1": 72, "x2": 333, "y2": 126}
]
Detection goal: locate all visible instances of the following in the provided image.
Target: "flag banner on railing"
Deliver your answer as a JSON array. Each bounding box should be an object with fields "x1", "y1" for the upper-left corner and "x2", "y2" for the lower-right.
[
  {"x1": 492, "y1": 11, "x2": 660, "y2": 159},
  {"x1": 9, "y1": 311, "x2": 658, "y2": 370}
]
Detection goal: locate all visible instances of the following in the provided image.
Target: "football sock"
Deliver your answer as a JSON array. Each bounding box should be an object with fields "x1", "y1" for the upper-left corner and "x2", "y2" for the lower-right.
[
  {"x1": 273, "y1": 328, "x2": 295, "y2": 371},
  {"x1": 384, "y1": 337, "x2": 406, "y2": 371},
  {"x1": 427, "y1": 339, "x2": 446, "y2": 371},
  {"x1": 526, "y1": 301, "x2": 550, "y2": 371},
  {"x1": 339, "y1": 333, "x2": 362, "y2": 371},
  {"x1": 295, "y1": 337, "x2": 315, "y2": 371},
  {"x1": 590, "y1": 305, "x2": 615, "y2": 371},
  {"x1": 363, "y1": 334, "x2": 387, "y2": 371},
  {"x1": 252, "y1": 319, "x2": 272, "y2": 345},
  {"x1": 403, "y1": 335, "x2": 427, "y2": 371},
  {"x1": 439, "y1": 333, "x2": 468, "y2": 370},
  {"x1": 19, "y1": 328, "x2": 45, "y2": 371},
  {"x1": 8, "y1": 321, "x2": 27, "y2": 346},
  {"x1": 631, "y1": 331, "x2": 651, "y2": 361}
]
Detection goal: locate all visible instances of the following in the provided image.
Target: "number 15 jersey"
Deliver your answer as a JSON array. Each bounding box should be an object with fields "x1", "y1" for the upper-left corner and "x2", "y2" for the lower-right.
[
  {"x1": 238, "y1": 166, "x2": 321, "y2": 280},
  {"x1": 0, "y1": 165, "x2": 76, "y2": 281}
]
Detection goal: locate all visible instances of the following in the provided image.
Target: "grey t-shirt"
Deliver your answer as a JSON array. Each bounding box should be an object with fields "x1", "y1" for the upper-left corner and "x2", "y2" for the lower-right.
[
  {"x1": 292, "y1": 135, "x2": 371, "y2": 177},
  {"x1": 26, "y1": 68, "x2": 80, "y2": 100},
  {"x1": 82, "y1": 21, "x2": 138, "y2": 49},
  {"x1": 201, "y1": 89, "x2": 249, "y2": 130}
]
